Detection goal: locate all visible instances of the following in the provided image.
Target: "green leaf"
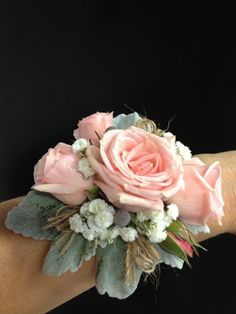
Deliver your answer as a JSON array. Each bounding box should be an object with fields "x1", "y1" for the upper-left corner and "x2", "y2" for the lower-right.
[
  {"x1": 112, "y1": 112, "x2": 141, "y2": 130},
  {"x1": 188, "y1": 233, "x2": 207, "y2": 251},
  {"x1": 87, "y1": 186, "x2": 99, "y2": 194},
  {"x1": 167, "y1": 221, "x2": 207, "y2": 254},
  {"x1": 181, "y1": 222, "x2": 207, "y2": 251},
  {"x1": 167, "y1": 221, "x2": 196, "y2": 250},
  {"x1": 86, "y1": 186, "x2": 100, "y2": 201},
  {"x1": 5, "y1": 190, "x2": 62, "y2": 240},
  {"x1": 159, "y1": 235, "x2": 191, "y2": 267},
  {"x1": 96, "y1": 237, "x2": 142, "y2": 299},
  {"x1": 167, "y1": 220, "x2": 187, "y2": 237}
]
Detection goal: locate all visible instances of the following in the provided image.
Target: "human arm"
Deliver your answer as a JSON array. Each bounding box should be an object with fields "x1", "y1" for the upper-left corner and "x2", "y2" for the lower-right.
[{"x1": 0, "y1": 198, "x2": 97, "y2": 314}]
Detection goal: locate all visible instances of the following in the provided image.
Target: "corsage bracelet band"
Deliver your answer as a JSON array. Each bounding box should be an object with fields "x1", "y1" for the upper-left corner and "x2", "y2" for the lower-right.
[{"x1": 5, "y1": 111, "x2": 224, "y2": 299}]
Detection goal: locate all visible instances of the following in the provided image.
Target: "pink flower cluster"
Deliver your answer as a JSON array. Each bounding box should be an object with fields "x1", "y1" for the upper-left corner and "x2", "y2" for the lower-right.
[{"x1": 33, "y1": 112, "x2": 224, "y2": 226}]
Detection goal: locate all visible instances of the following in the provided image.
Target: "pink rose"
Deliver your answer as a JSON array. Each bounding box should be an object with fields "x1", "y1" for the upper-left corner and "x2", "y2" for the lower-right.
[
  {"x1": 170, "y1": 157, "x2": 224, "y2": 225},
  {"x1": 86, "y1": 127, "x2": 184, "y2": 212},
  {"x1": 32, "y1": 143, "x2": 93, "y2": 205},
  {"x1": 73, "y1": 112, "x2": 113, "y2": 145}
]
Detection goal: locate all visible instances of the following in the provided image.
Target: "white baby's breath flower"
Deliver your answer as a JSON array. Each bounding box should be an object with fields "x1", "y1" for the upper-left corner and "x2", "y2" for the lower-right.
[
  {"x1": 167, "y1": 203, "x2": 179, "y2": 220},
  {"x1": 80, "y1": 202, "x2": 90, "y2": 217},
  {"x1": 136, "y1": 212, "x2": 148, "y2": 223},
  {"x1": 163, "y1": 131, "x2": 174, "y2": 137},
  {"x1": 108, "y1": 226, "x2": 120, "y2": 239},
  {"x1": 87, "y1": 211, "x2": 113, "y2": 230},
  {"x1": 137, "y1": 210, "x2": 164, "y2": 223},
  {"x1": 94, "y1": 211, "x2": 114, "y2": 229},
  {"x1": 88, "y1": 199, "x2": 115, "y2": 215},
  {"x1": 148, "y1": 228, "x2": 167, "y2": 243},
  {"x1": 154, "y1": 219, "x2": 167, "y2": 232},
  {"x1": 69, "y1": 213, "x2": 84, "y2": 233},
  {"x1": 98, "y1": 229, "x2": 109, "y2": 241},
  {"x1": 87, "y1": 215, "x2": 100, "y2": 232},
  {"x1": 136, "y1": 212, "x2": 150, "y2": 222},
  {"x1": 175, "y1": 141, "x2": 192, "y2": 160},
  {"x1": 82, "y1": 226, "x2": 96, "y2": 241},
  {"x1": 85, "y1": 199, "x2": 115, "y2": 230},
  {"x1": 78, "y1": 158, "x2": 95, "y2": 179},
  {"x1": 72, "y1": 138, "x2": 89, "y2": 153},
  {"x1": 151, "y1": 211, "x2": 165, "y2": 223},
  {"x1": 163, "y1": 214, "x2": 173, "y2": 228},
  {"x1": 120, "y1": 227, "x2": 138, "y2": 242}
]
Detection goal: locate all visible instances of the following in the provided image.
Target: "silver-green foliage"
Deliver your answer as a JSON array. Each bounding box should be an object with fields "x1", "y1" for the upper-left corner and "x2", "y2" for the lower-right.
[
  {"x1": 5, "y1": 190, "x2": 61, "y2": 240},
  {"x1": 96, "y1": 237, "x2": 142, "y2": 299}
]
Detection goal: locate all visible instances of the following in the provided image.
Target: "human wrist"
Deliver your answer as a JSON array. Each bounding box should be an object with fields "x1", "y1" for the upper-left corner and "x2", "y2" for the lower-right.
[{"x1": 196, "y1": 151, "x2": 236, "y2": 237}]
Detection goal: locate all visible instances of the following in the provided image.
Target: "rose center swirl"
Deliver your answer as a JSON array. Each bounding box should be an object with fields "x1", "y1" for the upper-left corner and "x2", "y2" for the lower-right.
[{"x1": 125, "y1": 151, "x2": 162, "y2": 176}]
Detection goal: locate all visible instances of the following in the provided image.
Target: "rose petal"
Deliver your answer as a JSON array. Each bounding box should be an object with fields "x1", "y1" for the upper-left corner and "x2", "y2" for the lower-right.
[{"x1": 95, "y1": 181, "x2": 164, "y2": 212}]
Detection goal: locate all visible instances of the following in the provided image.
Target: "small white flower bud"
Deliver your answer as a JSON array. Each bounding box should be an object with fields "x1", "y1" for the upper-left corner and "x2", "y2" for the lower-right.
[
  {"x1": 163, "y1": 215, "x2": 172, "y2": 227},
  {"x1": 137, "y1": 210, "x2": 165, "y2": 223},
  {"x1": 148, "y1": 229, "x2": 167, "y2": 243},
  {"x1": 82, "y1": 226, "x2": 96, "y2": 241},
  {"x1": 155, "y1": 219, "x2": 167, "y2": 232},
  {"x1": 87, "y1": 215, "x2": 100, "y2": 232},
  {"x1": 69, "y1": 213, "x2": 84, "y2": 233},
  {"x1": 175, "y1": 141, "x2": 192, "y2": 160},
  {"x1": 72, "y1": 138, "x2": 89, "y2": 153},
  {"x1": 80, "y1": 202, "x2": 90, "y2": 217},
  {"x1": 109, "y1": 226, "x2": 120, "y2": 239},
  {"x1": 167, "y1": 203, "x2": 179, "y2": 221},
  {"x1": 88, "y1": 199, "x2": 115, "y2": 215},
  {"x1": 163, "y1": 131, "x2": 174, "y2": 137},
  {"x1": 98, "y1": 229, "x2": 109, "y2": 241},
  {"x1": 94, "y1": 211, "x2": 114, "y2": 229},
  {"x1": 78, "y1": 158, "x2": 95, "y2": 179},
  {"x1": 120, "y1": 227, "x2": 138, "y2": 242}
]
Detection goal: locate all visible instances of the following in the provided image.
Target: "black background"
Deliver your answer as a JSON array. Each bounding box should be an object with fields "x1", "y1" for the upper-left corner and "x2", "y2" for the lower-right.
[{"x1": 0, "y1": 2, "x2": 236, "y2": 313}]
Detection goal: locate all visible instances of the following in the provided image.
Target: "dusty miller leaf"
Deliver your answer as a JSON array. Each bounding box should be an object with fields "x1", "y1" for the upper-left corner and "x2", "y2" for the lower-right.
[
  {"x1": 96, "y1": 237, "x2": 142, "y2": 299},
  {"x1": 112, "y1": 112, "x2": 141, "y2": 130},
  {"x1": 185, "y1": 223, "x2": 210, "y2": 235},
  {"x1": 43, "y1": 233, "x2": 85, "y2": 275},
  {"x1": 154, "y1": 244, "x2": 184, "y2": 269},
  {"x1": 43, "y1": 233, "x2": 97, "y2": 276},
  {"x1": 5, "y1": 190, "x2": 62, "y2": 240},
  {"x1": 83, "y1": 240, "x2": 97, "y2": 261}
]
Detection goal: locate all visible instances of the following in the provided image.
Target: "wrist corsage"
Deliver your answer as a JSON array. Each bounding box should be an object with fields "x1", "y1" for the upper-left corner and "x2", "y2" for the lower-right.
[{"x1": 5, "y1": 111, "x2": 224, "y2": 299}]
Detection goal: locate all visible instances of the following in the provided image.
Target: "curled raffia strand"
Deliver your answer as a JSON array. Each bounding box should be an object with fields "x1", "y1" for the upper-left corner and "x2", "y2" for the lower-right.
[
  {"x1": 135, "y1": 118, "x2": 157, "y2": 133},
  {"x1": 135, "y1": 118, "x2": 164, "y2": 136},
  {"x1": 125, "y1": 236, "x2": 161, "y2": 285},
  {"x1": 43, "y1": 206, "x2": 79, "y2": 232}
]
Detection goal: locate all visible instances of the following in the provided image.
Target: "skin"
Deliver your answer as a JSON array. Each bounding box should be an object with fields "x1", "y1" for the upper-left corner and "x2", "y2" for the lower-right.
[
  {"x1": 195, "y1": 151, "x2": 236, "y2": 240},
  {"x1": 0, "y1": 151, "x2": 235, "y2": 313},
  {"x1": 0, "y1": 199, "x2": 97, "y2": 314}
]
